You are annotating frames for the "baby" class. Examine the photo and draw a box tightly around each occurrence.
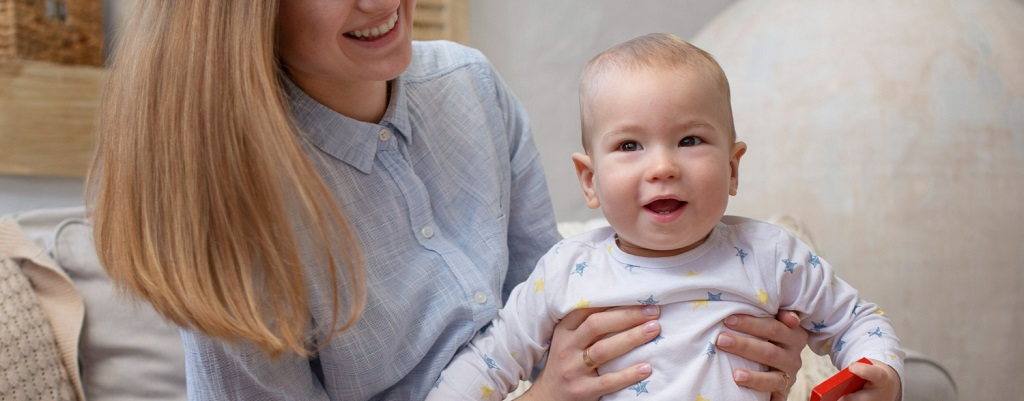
[428,33,904,400]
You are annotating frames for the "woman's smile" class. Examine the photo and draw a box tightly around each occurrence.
[345,11,399,41]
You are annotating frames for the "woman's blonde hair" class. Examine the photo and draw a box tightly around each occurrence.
[87,0,366,357]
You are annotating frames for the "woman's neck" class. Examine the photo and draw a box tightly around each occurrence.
[292,75,390,123]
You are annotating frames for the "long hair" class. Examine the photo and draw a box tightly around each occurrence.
[86,0,366,357]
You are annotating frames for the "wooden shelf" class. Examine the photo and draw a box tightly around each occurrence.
[0,59,103,176]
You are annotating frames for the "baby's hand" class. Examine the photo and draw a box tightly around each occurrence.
[842,359,901,401]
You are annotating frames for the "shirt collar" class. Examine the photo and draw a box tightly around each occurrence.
[282,75,412,174]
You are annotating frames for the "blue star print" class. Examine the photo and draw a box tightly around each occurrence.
[852,305,860,315]
[704,342,717,356]
[651,334,665,344]
[734,247,748,264]
[708,292,722,301]
[572,262,588,276]
[869,327,884,338]
[812,320,827,332]
[433,377,442,388]
[483,355,499,370]
[835,340,846,353]
[624,264,639,272]
[628,381,650,396]
[782,259,797,273]
[638,295,660,305]
[808,253,821,268]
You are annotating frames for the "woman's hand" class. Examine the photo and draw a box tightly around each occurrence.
[715,310,809,401]
[518,305,661,401]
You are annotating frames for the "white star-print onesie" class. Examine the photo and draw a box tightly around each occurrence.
[428,216,904,400]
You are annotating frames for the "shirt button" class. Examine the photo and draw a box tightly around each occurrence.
[473,292,487,304]
[378,129,391,141]
[420,226,434,239]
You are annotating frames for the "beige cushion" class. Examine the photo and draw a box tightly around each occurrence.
[0,219,78,401]
[13,207,187,401]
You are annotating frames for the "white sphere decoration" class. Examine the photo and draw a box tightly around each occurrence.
[693,1,1023,400]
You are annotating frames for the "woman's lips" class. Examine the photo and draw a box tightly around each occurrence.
[344,12,399,41]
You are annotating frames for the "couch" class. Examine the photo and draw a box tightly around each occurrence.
[0,207,956,400]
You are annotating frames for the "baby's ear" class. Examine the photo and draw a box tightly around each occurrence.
[729,141,747,196]
[572,153,601,209]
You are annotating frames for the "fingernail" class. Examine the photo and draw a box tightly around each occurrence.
[643,321,660,333]
[725,315,739,326]
[717,333,735,347]
[788,311,800,320]
[734,370,750,382]
[643,305,660,316]
[637,363,652,375]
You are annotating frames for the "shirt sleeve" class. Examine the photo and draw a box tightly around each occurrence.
[773,231,906,377]
[486,62,560,303]
[181,329,329,401]
[427,250,560,400]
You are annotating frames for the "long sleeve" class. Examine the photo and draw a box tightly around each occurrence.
[487,63,560,303]
[773,230,905,376]
[427,251,560,400]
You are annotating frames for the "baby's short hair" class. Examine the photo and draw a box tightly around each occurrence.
[578,33,734,150]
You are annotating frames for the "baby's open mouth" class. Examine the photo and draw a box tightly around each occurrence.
[645,199,686,215]
[345,12,399,41]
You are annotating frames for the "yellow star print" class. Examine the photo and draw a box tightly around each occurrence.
[757,289,769,305]
[480,384,495,399]
[685,270,701,277]
[574,298,591,309]
[606,244,613,254]
[693,300,709,310]
[533,278,545,293]
[875,309,886,316]
[695,393,711,401]
[822,342,832,352]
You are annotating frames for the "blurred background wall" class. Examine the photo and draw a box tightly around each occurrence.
[2,1,1021,399]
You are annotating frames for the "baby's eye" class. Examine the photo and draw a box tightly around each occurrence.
[617,141,641,152]
[680,136,703,147]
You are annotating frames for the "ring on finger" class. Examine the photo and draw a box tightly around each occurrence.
[781,371,792,392]
[582,347,598,369]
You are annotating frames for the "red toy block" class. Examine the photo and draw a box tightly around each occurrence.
[810,357,873,401]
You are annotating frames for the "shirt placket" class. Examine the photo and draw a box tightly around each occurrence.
[375,126,498,327]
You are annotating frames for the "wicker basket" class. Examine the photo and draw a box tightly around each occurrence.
[0,0,103,66]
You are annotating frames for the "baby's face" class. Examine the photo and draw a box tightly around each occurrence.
[574,67,744,257]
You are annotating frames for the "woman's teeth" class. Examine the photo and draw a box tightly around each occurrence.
[346,13,399,40]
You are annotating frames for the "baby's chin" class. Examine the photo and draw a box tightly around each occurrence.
[617,238,702,258]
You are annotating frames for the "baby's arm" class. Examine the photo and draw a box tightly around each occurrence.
[427,255,558,400]
[772,230,904,399]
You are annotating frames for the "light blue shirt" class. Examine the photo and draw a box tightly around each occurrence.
[182,41,559,401]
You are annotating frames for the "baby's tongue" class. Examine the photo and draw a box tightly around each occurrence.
[646,199,684,214]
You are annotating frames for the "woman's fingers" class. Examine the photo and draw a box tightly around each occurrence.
[731,368,791,398]
[590,363,655,394]
[586,319,661,367]
[718,310,809,398]
[719,314,806,373]
[571,305,660,342]
[726,311,807,350]
[528,305,661,400]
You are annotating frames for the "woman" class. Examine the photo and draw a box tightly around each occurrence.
[87,0,807,399]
